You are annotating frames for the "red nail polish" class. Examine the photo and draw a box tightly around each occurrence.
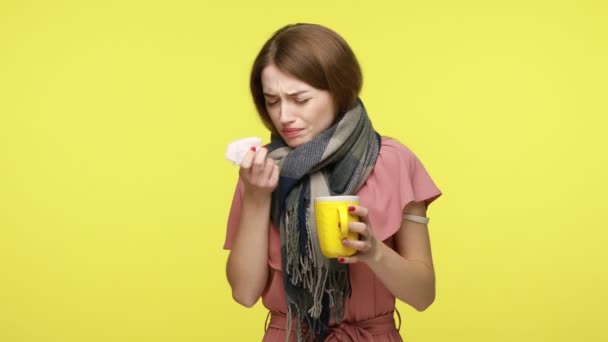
[338,257,345,263]
[250,147,256,151]
[348,206,355,212]
[262,146,268,149]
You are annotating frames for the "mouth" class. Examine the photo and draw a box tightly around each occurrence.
[282,128,304,138]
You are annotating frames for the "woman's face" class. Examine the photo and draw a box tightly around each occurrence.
[261,64,336,148]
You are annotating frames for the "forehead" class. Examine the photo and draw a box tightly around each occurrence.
[261,65,312,93]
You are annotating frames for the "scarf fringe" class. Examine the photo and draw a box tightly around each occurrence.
[283,206,351,341]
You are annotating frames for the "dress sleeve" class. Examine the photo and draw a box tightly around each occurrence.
[224,178,245,250]
[407,147,442,209]
[361,138,442,241]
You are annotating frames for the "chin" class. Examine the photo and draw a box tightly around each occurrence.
[284,136,309,148]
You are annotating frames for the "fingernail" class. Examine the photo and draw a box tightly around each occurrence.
[342,239,347,245]
[338,257,345,263]
[250,147,256,151]
[262,146,268,149]
[348,206,355,212]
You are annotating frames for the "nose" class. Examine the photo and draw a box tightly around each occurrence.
[278,101,296,124]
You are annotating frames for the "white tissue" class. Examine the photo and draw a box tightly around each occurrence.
[225,137,263,166]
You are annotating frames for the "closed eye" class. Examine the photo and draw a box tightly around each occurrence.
[295,98,310,104]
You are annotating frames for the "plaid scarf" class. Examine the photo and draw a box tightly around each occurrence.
[267,98,381,341]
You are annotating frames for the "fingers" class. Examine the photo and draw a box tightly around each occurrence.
[251,147,268,175]
[338,256,359,264]
[269,164,280,187]
[260,158,274,181]
[239,148,256,169]
[342,238,372,253]
[340,204,377,265]
[348,205,369,224]
[239,147,279,192]
[347,221,368,236]
[239,147,266,175]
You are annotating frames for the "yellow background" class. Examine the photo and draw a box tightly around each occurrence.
[1,0,606,341]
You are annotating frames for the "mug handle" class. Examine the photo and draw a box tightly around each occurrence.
[337,206,349,238]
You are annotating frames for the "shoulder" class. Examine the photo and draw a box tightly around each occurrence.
[376,136,417,171]
[380,136,416,157]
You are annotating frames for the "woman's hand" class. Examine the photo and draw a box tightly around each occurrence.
[339,205,382,264]
[239,147,280,198]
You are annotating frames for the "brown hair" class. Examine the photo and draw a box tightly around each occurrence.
[250,23,363,136]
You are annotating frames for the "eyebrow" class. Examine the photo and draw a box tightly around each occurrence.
[263,90,310,97]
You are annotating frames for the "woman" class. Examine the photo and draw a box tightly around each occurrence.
[224,23,442,342]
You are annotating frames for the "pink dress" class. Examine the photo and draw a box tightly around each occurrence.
[224,137,442,341]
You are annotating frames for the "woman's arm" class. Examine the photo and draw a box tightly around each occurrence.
[226,193,271,307]
[226,147,279,307]
[340,200,436,311]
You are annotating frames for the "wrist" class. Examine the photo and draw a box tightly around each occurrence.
[243,190,271,206]
[366,242,387,267]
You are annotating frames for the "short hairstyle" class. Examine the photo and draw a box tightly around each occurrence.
[250,23,363,136]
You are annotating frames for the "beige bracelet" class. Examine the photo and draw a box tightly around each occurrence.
[404,214,430,224]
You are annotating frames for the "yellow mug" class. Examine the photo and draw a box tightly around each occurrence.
[314,195,360,258]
